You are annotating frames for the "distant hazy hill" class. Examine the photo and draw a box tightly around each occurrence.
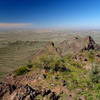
[0,30,100,44]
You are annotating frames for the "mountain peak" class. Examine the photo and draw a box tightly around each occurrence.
[57,35,97,56]
[84,35,95,50]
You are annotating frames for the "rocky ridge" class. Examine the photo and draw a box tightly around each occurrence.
[0,36,100,100]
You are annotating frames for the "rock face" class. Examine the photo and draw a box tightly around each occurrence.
[0,82,16,100]
[0,82,59,100]
[10,85,39,100]
[83,36,95,50]
[57,36,97,56]
[31,35,100,60]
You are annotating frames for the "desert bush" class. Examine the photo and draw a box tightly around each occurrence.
[26,63,33,68]
[15,66,29,75]
[89,63,100,83]
[88,50,94,62]
[71,61,82,68]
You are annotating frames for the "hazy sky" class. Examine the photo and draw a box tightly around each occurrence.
[0,0,100,29]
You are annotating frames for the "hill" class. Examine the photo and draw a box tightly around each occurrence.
[57,36,99,56]
[0,35,100,100]
[0,41,47,78]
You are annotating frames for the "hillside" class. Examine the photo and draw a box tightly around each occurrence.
[0,30,100,78]
[0,35,100,100]
[0,41,47,79]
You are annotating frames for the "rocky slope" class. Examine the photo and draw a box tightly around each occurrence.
[31,41,61,62]
[31,36,99,59]
[0,36,100,100]
[58,36,98,56]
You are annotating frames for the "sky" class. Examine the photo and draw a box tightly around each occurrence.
[0,0,100,29]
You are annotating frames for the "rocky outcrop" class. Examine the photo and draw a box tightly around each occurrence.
[83,36,95,50]
[31,36,100,58]
[0,82,16,100]
[58,36,99,56]
[0,82,59,100]
[10,85,39,100]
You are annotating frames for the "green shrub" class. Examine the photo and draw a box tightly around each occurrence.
[15,66,29,75]
[89,63,100,83]
[94,83,100,90]
[71,61,82,68]
[26,63,33,68]
[88,50,94,62]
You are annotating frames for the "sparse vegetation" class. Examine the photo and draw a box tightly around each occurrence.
[28,54,100,99]
[0,34,100,100]
[26,63,33,68]
[89,63,100,83]
[0,40,47,78]
[15,66,29,75]
[2,50,99,99]
[88,50,95,62]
